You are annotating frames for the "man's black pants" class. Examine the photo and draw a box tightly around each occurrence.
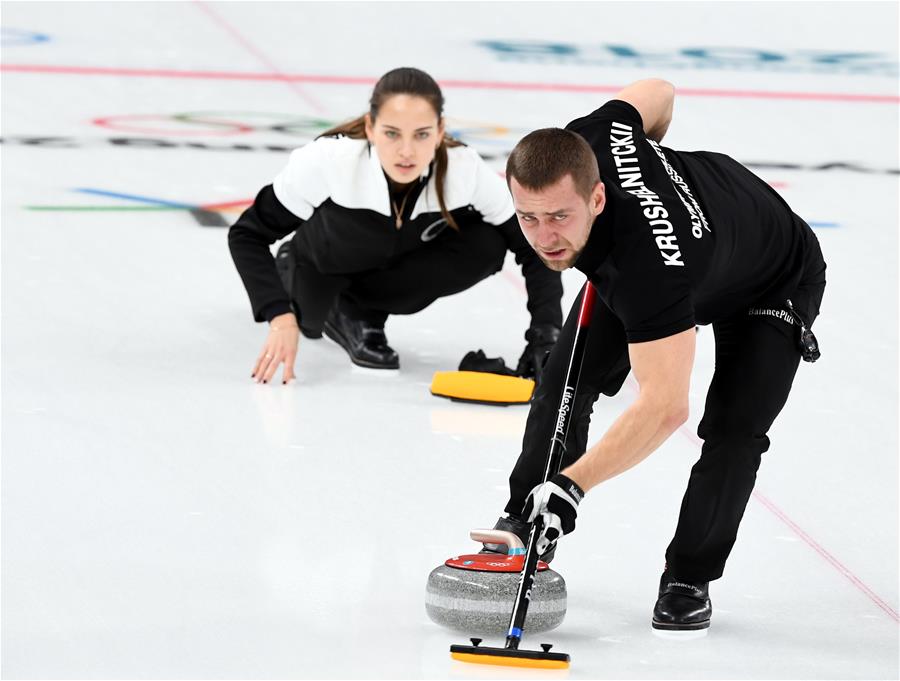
[505,247,825,583]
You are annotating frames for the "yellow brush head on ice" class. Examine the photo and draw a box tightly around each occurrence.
[430,371,535,405]
[450,651,569,669]
[450,644,570,669]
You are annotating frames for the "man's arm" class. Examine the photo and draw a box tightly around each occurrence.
[562,327,695,492]
[614,79,675,143]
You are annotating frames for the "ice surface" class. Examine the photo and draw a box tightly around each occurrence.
[2,2,898,679]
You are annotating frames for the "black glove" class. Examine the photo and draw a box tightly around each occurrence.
[521,473,584,556]
[515,324,561,382]
[458,349,517,376]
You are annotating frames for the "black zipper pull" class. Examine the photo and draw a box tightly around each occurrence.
[785,299,807,328]
[785,299,821,363]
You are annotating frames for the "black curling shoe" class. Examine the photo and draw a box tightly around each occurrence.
[652,572,711,631]
[324,306,399,369]
[479,515,557,564]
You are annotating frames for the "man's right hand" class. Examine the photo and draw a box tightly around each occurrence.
[521,473,584,556]
[253,312,299,384]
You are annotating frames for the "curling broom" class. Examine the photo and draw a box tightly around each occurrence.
[450,281,598,670]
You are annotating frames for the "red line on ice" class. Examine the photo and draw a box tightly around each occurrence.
[191,1,326,113]
[673,397,899,623]
[3,64,898,103]
[200,198,252,210]
[751,490,900,622]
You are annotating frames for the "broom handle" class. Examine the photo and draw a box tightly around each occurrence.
[505,281,598,650]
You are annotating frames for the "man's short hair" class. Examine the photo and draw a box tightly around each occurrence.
[506,128,601,201]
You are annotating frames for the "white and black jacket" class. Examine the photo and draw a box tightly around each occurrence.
[228,136,562,327]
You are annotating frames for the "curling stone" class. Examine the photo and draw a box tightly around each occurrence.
[425,529,566,633]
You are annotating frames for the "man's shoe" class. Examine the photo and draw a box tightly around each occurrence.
[652,572,711,630]
[324,306,399,369]
[478,515,556,563]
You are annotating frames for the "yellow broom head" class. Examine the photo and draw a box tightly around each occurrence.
[450,643,569,669]
[430,371,534,405]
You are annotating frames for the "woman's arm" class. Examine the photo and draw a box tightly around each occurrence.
[467,150,564,330]
[228,184,305,383]
[228,184,303,322]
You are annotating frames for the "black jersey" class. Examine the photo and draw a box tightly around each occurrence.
[229,137,562,327]
[567,100,820,343]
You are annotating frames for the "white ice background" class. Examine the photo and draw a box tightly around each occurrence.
[1,2,898,679]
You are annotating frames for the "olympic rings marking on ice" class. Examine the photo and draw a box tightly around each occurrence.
[446,124,525,148]
[91,112,331,137]
[1,28,51,46]
[91,114,255,137]
[171,111,336,137]
[89,111,530,147]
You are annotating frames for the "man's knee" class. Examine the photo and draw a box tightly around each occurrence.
[695,425,772,470]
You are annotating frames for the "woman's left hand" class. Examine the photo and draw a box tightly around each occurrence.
[253,313,300,384]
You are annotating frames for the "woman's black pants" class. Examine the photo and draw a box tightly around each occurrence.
[288,220,508,334]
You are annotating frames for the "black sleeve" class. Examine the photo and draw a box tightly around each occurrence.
[496,216,563,328]
[228,184,303,322]
[566,99,644,136]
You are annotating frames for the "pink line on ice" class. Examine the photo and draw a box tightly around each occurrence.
[3,64,898,104]
[672,422,898,622]
[191,1,326,113]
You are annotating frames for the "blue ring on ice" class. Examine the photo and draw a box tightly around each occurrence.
[1,29,51,46]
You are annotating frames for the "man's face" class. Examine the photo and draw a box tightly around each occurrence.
[510,174,605,271]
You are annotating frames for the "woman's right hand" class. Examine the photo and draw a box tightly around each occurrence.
[253,312,300,384]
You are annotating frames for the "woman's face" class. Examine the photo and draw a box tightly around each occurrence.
[365,94,445,185]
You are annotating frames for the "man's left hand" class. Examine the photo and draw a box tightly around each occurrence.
[516,324,561,383]
[521,473,585,556]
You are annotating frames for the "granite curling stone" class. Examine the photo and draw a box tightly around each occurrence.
[425,530,567,633]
